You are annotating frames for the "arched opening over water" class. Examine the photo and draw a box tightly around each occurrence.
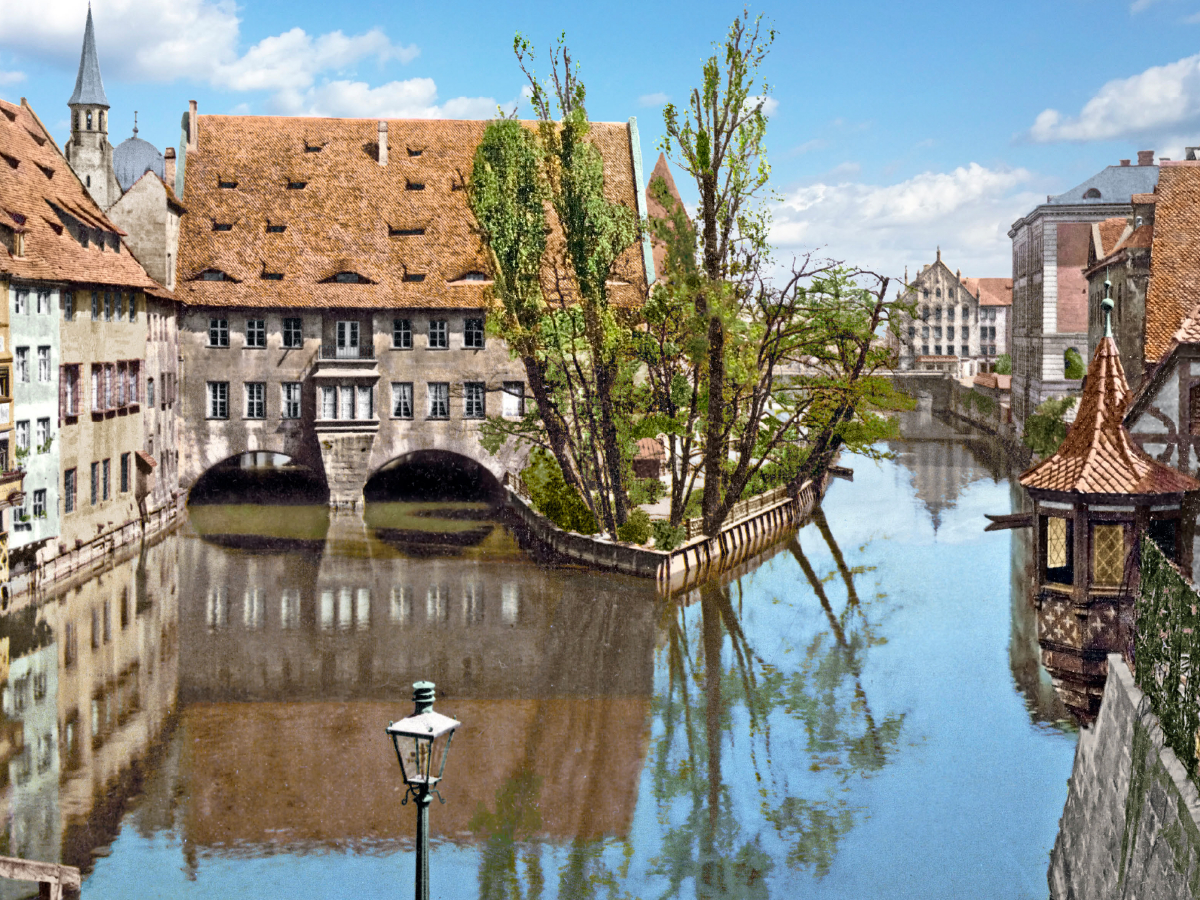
[363,450,503,504]
[188,452,329,506]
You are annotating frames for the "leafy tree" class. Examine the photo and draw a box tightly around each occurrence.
[993,353,1012,375]
[1064,347,1086,380]
[1023,395,1076,457]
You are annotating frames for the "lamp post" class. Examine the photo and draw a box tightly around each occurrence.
[386,681,460,900]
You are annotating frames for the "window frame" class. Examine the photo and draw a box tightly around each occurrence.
[64,468,76,514]
[281,382,301,419]
[282,317,303,349]
[207,381,230,419]
[427,382,449,419]
[502,382,524,418]
[120,452,130,493]
[208,318,229,348]
[244,382,266,419]
[392,318,412,350]
[464,317,485,349]
[428,320,448,350]
[391,382,414,419]
[245,319,266,349]
[464,381,485,418]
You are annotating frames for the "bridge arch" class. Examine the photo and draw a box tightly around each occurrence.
[189,452,329,506]
[363,449,504,504]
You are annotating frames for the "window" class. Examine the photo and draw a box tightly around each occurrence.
[90,365,100,412]
[391,382,413,419]
[14,420,27,452]
[35,418,48,452]
[320,386,336,419]
[90,462,99,505]
[64,292,73,320]
[14,290,26,315]
[922,344,929,355]
[356,385,373,420]
[283,317,302,348]
[464,382,485,418]
[1084,187,1102,199]
[339,385,355,419]
[127,294,136,323]
[207,381,229,419]
[91,291,99,319]
[934,307,942,322]
[464,318,485,349]
[947,307,955,322]
[36,291,49,314]
[115,292,124,321]
[245,382,265,418]
[120,452,130,493]
[0,367,8,398]
[64,468,76,514]
[946,327,955,341]
[428,383,449,418]
[32,489,45,519]
[104,292,112,321]
[147,377,155,407]
[1045,516,1074,585]
[116,363,126,407]
[1092,524,1125,586]
[961,345,969,357]
[207,318,230,348]
[31,346,47,385]
[934,345,942,355]
[428,320,448,349]
[502,382,524,418]
[282,383,301,419]
[908,326,916,339]
[921,326,930,340]
[335,321,360,358]
[246,319,266,348]
[1190,385,1200,436]
[102,459,110,501]
[933,327,942,340]
[15,347,27,383]
[392,318,412,349]
[961,327,970,342]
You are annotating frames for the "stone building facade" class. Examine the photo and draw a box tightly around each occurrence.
[1009,152,1160,429]
[173,111,651,506]
[894,251,1011,377]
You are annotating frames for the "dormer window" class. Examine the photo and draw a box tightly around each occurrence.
[324,272,371,284]
[195,269,235,282]
[388,226,425,236]
[25,128,45,147]
[266,223,287,233]
[287,180,307,190]
[1,153,17,170]
[1084,188,1102,199]
[261,272,284,281]
[218,179,238,189]
[36,163,53,179]
[407,147,423,157]
[403,273,426,283]
[405,181,425,191]
[212,222,233,232]
[304,143,324,153]
[449,272,491,284]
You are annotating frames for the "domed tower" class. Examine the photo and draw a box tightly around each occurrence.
[65,6,121,209]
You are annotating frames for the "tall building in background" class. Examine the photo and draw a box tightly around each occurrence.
[1009,152,1159,429]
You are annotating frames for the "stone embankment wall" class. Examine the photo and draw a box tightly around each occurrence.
[1049,654,1200,899]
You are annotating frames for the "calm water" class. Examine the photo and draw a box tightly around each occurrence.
[0,430,1077,899]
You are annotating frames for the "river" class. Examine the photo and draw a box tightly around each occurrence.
[0,425,1077,898]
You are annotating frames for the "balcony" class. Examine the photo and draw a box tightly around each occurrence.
[319,342,375,361]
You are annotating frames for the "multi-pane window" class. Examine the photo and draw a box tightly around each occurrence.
[246,319,266,348]
[208,318,229,348]
[428,320,448,349]
[335,321,360,358]
[36,291,50,315]
[961,327,970,342]
[339,385,354,419]
[392,319,412,349]
[283,317,302,348]
[320,386,336,419]
[15,420,28,452]
[147,378,155,407]
[1045,516,1074,585]
[116,363,127,407]
[428,383,449,418]
[102,458,110,501]
[946,327,954,341]
[464,318,485,349]
[32,489,45,519]
[502,382,524,417]
[961,345,969,357]
[391,382,413,419]
[281,383,301,419]
[15,347,27,383]
[1093,524,1125,586]
[64,468,76,514]
[64,293,74,320]
[90,462,99,505]
[245,382,265,418]
[90,366,101,412]
[61,365,79,417]
[14,290,26,315]
[35,418,48,452]
[120,452,130,493]
[207,381,229,419]
[357,385,373,420]
[104,292,112,321]
[127,294,136,322]
[91,291,99,320]
[464,382,485,418]
[115,292,124,321]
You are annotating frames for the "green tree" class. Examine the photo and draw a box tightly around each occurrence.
[993,353,1012,375]
[1023,395,1076,457]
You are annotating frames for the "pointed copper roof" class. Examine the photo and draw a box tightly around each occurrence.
[1020,316,1199,495]
[69,6,109,108]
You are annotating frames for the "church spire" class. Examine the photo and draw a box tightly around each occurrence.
[69,5,109,108]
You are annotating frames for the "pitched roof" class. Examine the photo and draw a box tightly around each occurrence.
[1046,164,1158,206]
[68,7,108,108]
[1132,193,1157,205]
[973,372,1011,390]
[1020,332,1198,495]
[175,115,649,310]
[1143,164,1200,364]
[960,276,1012,306]
[0,97,160,291]
[645,152,685,281]
[1093,217,1131,259]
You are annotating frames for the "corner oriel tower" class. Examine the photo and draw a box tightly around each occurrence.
[65,5,120,209]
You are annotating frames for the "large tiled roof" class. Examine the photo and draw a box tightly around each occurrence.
[1020,333,1198,495]
[960,276,1012,306]
[175,115,649,310]
[1144,163,1200,363]
[0,97,160,290]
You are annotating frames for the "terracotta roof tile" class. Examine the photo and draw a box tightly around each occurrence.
[1020,335,1199,495]
[1144,165,1200,363]
[958,276,1012,307]
[1132,192,1157,205]
[176,115,648,310]
[1094,217,1131,259]
[0,97,160,291]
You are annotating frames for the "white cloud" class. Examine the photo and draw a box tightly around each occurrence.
[639,92,669,107]
[746,95,779,117]
[772,163,1039,278]
[213,28,415,93]
[1131,0,1162,10]
[271,79,507,119]
[1028,52,1200,144]
[0,69,24,85]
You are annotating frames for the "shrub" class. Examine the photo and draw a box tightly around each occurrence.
[1023,395,1076,457]
[520,449,598,534]
[652,519,687,551]
[617,509,651,544]
[628,477,665,505]
[993,353,1012,375]
[1064,347,1086,380]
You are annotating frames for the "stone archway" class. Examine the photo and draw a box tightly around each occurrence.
[188,452,329,506]
[362,450,504,504]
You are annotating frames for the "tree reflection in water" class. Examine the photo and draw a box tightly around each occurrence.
[651,506,904,896]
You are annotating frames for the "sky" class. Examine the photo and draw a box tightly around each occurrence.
[2,0,1199,281]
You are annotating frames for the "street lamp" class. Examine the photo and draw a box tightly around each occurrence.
[386,681,460,900]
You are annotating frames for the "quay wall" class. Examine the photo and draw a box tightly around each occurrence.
[1049,654,1200,899]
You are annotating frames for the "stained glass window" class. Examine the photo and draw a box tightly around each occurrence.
[1092,524,1125,586]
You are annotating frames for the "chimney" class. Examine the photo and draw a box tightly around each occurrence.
[1120,159,1130,167]
[1137,150,1155,166]
[164,147,176,185]
[187,100,198,153]
[378,121,388,166]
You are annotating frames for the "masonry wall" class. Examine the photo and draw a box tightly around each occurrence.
[1049,654,1200,899]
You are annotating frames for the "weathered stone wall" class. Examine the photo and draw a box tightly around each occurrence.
[1049,653,1200,899]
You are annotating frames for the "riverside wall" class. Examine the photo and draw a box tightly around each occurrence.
[1049,654,1200,899]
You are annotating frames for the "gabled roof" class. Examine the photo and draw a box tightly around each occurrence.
[68,7,108,108]
[176,115,649,310]
[959,276,1012,306]
[1143,163,1200,364]
[645,152,685,281]
[0,97,159,290]
[1020,328,1198,495]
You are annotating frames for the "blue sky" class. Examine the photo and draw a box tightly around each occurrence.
[3,0,1200,279]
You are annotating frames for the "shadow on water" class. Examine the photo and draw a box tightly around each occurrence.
[188,453,329,506]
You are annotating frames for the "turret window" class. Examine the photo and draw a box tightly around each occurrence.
[1045,516,1074,585]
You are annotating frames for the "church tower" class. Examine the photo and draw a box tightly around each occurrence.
[65,6,120,209]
